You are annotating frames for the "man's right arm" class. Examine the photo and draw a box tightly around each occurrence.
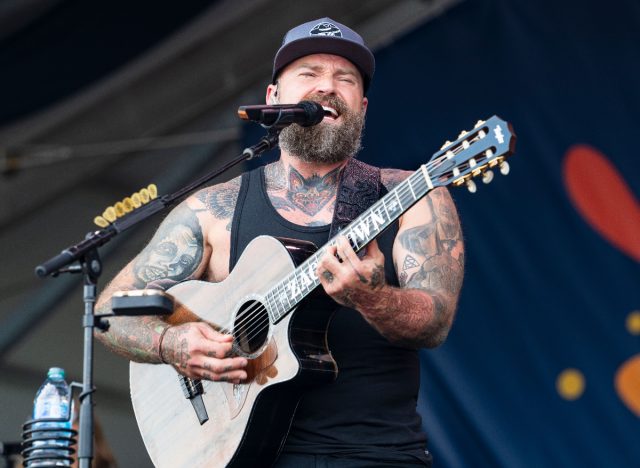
[95,200,210,362]
[95,193,248,383]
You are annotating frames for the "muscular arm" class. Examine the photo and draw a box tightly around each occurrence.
[95,201,210,362]
[379,186,463,347]
[96,179,248,382]
[317,170,464,349]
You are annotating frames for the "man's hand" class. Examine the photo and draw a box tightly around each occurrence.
[317,236,386,309]
[160,322,248,384]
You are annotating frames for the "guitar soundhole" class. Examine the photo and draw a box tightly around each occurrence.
[233,300,270,356]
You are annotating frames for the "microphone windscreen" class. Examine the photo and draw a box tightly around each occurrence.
[298,101,325,127]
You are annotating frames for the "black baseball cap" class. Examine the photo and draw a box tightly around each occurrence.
[272,17,375,92]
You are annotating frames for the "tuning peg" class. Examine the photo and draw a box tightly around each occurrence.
[440,140,452,150]
[458,130,468,139]
[466,179,477,193]
[482,170,494,184]
[474,119,486,128]
[500,161,510,175]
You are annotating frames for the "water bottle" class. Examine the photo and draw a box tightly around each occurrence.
[28,367,73,466]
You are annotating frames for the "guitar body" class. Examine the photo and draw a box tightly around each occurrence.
[130,236,338,467]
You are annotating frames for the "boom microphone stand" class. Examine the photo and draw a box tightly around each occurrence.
[33,126,282,468]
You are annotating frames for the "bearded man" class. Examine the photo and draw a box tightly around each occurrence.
[96,17,464,467]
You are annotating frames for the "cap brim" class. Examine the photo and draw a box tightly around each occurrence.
[273,36,375,91]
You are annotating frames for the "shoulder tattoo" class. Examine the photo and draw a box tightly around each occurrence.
[196,177,241,230]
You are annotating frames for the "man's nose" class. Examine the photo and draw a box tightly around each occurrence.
[313,76,337,95]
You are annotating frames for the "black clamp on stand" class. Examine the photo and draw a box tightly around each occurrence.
[32,126,282,468]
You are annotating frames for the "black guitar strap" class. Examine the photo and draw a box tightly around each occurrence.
[329,158,382,239]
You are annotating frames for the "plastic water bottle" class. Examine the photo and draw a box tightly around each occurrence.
[29,367,73,466]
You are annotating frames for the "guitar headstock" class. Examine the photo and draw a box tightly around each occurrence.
[429,115,516,192]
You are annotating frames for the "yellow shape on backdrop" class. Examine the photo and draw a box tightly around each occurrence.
[626,311,640,335]
[557,369,585,400]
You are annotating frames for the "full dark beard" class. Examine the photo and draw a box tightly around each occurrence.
[278,94,365,164]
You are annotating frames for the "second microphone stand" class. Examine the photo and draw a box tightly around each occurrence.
[34,126,282,468]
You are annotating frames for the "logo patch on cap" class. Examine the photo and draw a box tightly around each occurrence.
[309,22,342,37]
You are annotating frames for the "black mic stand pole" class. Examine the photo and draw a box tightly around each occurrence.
[33,126,282,468]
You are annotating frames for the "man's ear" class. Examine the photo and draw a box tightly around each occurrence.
[266,84,279,104]
[361,96,368,114]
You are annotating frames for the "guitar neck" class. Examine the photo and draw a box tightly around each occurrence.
[264,115,515,324]
[265,165,436,324]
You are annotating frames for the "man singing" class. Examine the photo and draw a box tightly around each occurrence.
[96,17,464,467]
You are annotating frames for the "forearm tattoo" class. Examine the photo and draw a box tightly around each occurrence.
[390,189,464,346]
[159,325,191,368]
[349,189,463,348]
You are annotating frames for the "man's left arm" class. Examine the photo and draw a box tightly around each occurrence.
[317,186,464,349]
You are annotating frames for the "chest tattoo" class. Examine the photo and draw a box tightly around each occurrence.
[268,165,341,217]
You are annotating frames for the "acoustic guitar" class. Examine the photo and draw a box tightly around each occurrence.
[130,116,516,467]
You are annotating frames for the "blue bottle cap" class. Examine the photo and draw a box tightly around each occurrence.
[47,367,65,379]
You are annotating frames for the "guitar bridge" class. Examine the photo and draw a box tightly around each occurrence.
[178,376,209,425]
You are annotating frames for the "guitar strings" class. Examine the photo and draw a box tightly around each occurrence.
[217,140,480,349]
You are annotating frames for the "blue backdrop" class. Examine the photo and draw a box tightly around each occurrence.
[245,0,640,465]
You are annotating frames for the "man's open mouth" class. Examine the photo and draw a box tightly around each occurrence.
[322,106,339,120]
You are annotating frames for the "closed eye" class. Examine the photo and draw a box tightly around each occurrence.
[339,77,356,84]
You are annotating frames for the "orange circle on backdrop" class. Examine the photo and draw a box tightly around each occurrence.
[615,355,640,418]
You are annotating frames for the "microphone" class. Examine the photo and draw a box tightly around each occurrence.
[237,101,325,128]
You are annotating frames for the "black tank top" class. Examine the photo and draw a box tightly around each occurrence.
[230,166,429,464]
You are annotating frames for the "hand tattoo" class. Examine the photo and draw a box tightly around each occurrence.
[369,264,385,289]
[322,270,335,283]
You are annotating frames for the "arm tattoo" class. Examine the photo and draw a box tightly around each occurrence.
[95,202,208,362]
[398,192,464,295]
[390,192,464,344]
[365,188,464,348]
[158,326,191,368]
[133,203,205,289]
